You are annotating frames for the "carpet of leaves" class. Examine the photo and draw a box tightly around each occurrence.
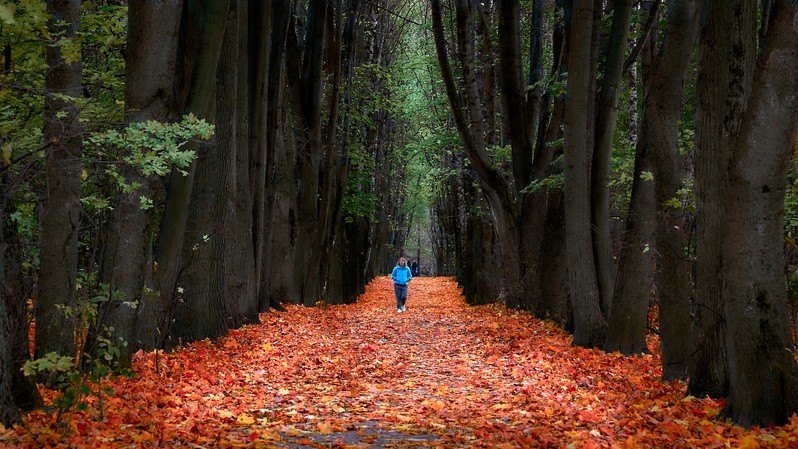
[3,276,798,448]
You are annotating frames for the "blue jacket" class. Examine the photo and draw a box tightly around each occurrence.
[391,265,412,285]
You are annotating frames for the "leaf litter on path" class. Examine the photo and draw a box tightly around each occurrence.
[3,276,798,448]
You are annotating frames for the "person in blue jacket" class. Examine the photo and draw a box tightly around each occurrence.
[391,257,412,312]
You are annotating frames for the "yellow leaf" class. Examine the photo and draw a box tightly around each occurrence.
[236,413,255,426]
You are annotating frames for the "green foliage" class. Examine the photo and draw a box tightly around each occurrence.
[523,173,565,194]
[23,273,134,424]
[342,143,378,223]
[88,114,214,210]
[785,167,798,240]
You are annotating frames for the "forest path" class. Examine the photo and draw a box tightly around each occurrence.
[6,277,796,448]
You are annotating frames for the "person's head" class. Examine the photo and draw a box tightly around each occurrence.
[397,257,407,267]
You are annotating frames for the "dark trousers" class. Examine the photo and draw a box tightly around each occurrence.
[394,284,408,309]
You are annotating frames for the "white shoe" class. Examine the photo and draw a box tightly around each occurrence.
[397,308,403,313]
[401,306,406,312]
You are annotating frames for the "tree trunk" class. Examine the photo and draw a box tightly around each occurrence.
[1,176,20,425]
[100,0,181,360]
[247,0,273,312]
[604,135,655,355]
[1,174,42,424]
[229,0,259,324]
[720,1,798,427]
[591,0,632,315]
[171,0,241,343]
[36,0,83,359]
[258,0,290,311]
[690,0,756,398]
[431,0,527,309]
[143,0,230,349]
[287,0,329,305]
[647,0,698,382]
[563,0,606,348]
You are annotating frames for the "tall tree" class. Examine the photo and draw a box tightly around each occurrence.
[99,0,182,362]
[717,0,798,426]
[647,0,698,381]
[431,0,536,310]
[563,0,607,347]
[690,0,753,399]
[591,0,633,315]
[138,0,230,348]
[35,0,83,359]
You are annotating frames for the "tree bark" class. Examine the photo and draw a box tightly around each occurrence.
[36,0,83,359]
[720,0,798,426]
[100,0,181,360]
[171,0,241,343]
[143,0,230,349]
[563,0,607,348]
[648,0,698,382]
[591,0,632,315]
[604,134,655,355]
[690,0,756,398]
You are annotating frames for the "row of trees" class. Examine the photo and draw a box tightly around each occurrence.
[422,0,798,427]
[2,0,797,430]
[0,0,419,425]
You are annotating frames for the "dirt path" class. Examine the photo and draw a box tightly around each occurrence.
[5,277,796,448]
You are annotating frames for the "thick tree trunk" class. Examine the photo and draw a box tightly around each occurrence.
[100,0,181,359]
[144,0,230,349]
[691,0,756,398]
[171,0,241,343]
[648,0,698,381]
[720,1,798,427]
[36,0,82,359]
[564,0,606,348]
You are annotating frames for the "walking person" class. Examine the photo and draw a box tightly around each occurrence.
[391,257,412,312]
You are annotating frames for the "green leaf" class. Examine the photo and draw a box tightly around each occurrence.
[0,3,15,25]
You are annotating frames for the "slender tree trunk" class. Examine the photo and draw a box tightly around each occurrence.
[431,0,525,309]
[591,0,632,315]
[720,1,798,427]
[0,172,42,423]
[258,0,290,311]
[248,0,272,311]
[229,0,259,324]
[0,176,20,425]
[36,0,83,359]
[564,0,607,348]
